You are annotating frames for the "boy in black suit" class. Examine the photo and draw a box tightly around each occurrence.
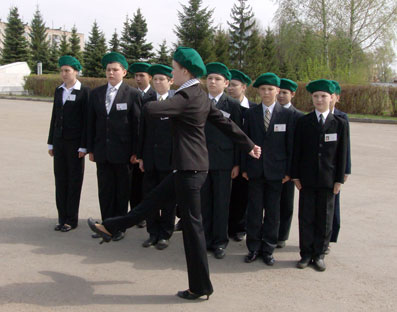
[137,64,176,250]
[87,52,141,241]
[292,79,348,271]
[242,73,294,265]
[201,62,243,259]
[276,78,304,248]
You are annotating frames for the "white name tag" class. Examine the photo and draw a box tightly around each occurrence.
[325,133,337,142]
[274,124,286,132]
[160,117,169,120]
[220,110,231,118]
[67,94,76,101]
[116,103,127,110]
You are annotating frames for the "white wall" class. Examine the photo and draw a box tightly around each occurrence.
[0,62,31,95]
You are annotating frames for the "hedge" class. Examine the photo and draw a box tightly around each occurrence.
[24,75,397,116]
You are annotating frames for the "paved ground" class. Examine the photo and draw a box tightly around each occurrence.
[0,99,396,312]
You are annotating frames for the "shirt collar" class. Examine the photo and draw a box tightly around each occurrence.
[139,85,151,94]
[58,79,81,91]
[240,96,250,108]
[107,80,123,91]
[262,101,276,114]
[315,109,330,121]
[176,78,200,93]
[281,102,292,109]
[208,92,223,103]
[157,92,169,101]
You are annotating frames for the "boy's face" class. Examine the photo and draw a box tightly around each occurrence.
[153,74,173,95]
[171,60,188,86]
[330,93,340,110]
[135,72,151,90]
[106,62,127,86]
[228,79,246,100]
[277,89,295,105]
[258,85,279,106]
[312,91,331,112]
[207,73,229,97]
[60,65,77,85]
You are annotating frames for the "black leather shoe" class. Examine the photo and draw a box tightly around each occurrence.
[245,251,259,263]
[214,247,226,259]
[137,220,146,228]
[263,253,275,266]
[91,233,101,239]
[54,224,63,231]
[87,218,112,244]
[313,257,326,271]
[60,224,74,232]
[142,236,157,248]
[296,257,312,269]
[233,232,245,242]
[176,289,210,300]
[156,239,169,250]
[174,220,182,231]
[276,240,286,248]
[112,231,125,241]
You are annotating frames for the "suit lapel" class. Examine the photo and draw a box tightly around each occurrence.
[308,111,320,130]
[323,112,335,132]
[254,103,266,135]
[109,82,127,115]
[216,93,227,110]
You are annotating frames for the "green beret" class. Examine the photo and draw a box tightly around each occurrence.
[280,78,298,92]
[58,55,81,71]
[330,80,341,95]
[253,72,280,88]
[206,62,232,80]
[306,79,336,94]
[148,64,173,78]
[230,69,252,86]
[101,52,128,70]
[173,46,206,78]
[128,62,151,75]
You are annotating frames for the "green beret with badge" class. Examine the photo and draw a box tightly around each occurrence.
[280,78,298,92]
[230,69,252,86]
[206,62,232,80]
[306,79,336,95]
[173,46,206,78]
[330,80,341,95]
[58,55,82,71]
[253,72,281,88]
[101,52,128,70]
[128,62,151,75]
[148,64,173,78]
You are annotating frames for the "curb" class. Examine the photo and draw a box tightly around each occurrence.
[0,96,52,102]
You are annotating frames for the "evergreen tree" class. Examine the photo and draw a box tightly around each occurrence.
[155,40,172,65]
[244,25,265,80]
[120,15,131,58]
[109,29,120,52]
[174,0,215,63]
[262,28,279,74]
[83,21,107,77]
[212,27,230,67]
[69,25,83,62]
[47,41,60,73]
[227,0,255,69]
[28,6,51,73]
[59,32,70,56]
[1,7,29,64]
[128,8,154,62]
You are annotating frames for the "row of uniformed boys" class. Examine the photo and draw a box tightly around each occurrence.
[48,51,350,271]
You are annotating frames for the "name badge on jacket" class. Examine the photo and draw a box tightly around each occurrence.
[220,110,231,118]
[116,103,128,111]
[160,117,169,120]
[274,124,286,132]
[325,133,337,142]
[67,94,76,101]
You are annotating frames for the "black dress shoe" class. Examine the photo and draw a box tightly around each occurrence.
[263,253,275,266]
[233,232,245,242]
[61,224,75,232]
[214,247,226,259]
[313,257,326,271]
[137,220,146,228]
[142,236,157,248]
[276,240,286,248]
[296,257,312,269]
[54,224,63,231]
[87,218,112,244]
[174,220,182,231]
[245,251,259,263]
[176,289,211,300]
[156,239,169,250]
[91,233,101,239]
[112,231,125,241]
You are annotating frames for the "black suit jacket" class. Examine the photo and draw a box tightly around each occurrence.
[87,82,141,164]
[141,87,157,106]
[143,84,254,171]
[242,102,294,180]
[291,111,348,189]
[47,84,90,147]
[334,108,351,175]
[205,93,242,170]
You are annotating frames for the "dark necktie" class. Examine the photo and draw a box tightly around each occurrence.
[319,114,324,127]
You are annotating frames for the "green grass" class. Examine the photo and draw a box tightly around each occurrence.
[347,113,397,120]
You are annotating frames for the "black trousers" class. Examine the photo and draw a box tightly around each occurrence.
[53,138,84,227]
[330,192,341,242]
[228,174,248,236]
[130,163,144,208]
[246,177,282,255]
[278,180,295,241]
[298,188,335,258]
[103,171,213,296]
[143,170,176,240]
[200,169,231,249]
[96,162,130,223]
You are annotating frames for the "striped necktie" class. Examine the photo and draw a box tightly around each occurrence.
[264,108,271,131]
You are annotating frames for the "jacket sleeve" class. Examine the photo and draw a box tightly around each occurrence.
[80,87,90,149]
[137,108,146,159]
[344,114,352,175]
[131,90,142,155]
[285,112,295,176]
[144,92,187,117]
[87,91,96,153]
[335,119,348,184]
[291,118,303,180]
[47,88,57,145]
[230,102,243,167]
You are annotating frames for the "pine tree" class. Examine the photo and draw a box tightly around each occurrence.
[174,0,215,63]
[109,29,120,52]
[227,0,256,69]
[1,7,29,64]
[69,25,83,62]
[244,25,265,80]
[262,28,279,74]
[120,15,131,58]
[83,21,107,77]
[47,41,60,73]
[28,6,51,73]
[212,27,230,67]
[59,32,70,56]
[155,40,172,65]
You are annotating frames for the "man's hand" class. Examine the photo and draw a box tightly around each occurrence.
[344,175,349,183]
[138,159,144,172]
[293,179,302,190]
[333,182,342,195]
[242,172,249,181]
[282,175,290,184]
[249,145,261,159]
[89,153,94,162]
[48,149,54,157]
[78,152,86,158]
[231,165,239,179]
[130,154,139,164]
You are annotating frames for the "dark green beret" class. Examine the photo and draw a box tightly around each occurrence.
[306,79,336,94]
[280,78,298,92]
[148,64,173,78]
[128,62,151,75]
[101,52,128,70]
[330,80,341,95]
[206,62,232,80]
[253,72,280,88]
[58,55,82,71]
[173,46,206,78]
[230,69,252,86]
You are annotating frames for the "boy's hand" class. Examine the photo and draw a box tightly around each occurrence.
[282,175,290,184]
[231,166,239,179]
[48,149,54,157]
[138,159,144,172]
[249,145,261,159]
[89,153,94,162]
[293,179,302,190]
[333,182,342,194]
[242,172,249,181]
